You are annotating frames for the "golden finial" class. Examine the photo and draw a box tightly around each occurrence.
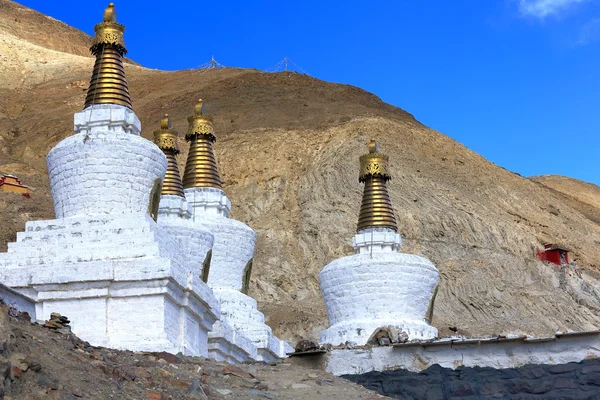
[186,99,215,139]
[182,100,222,189]
[356,140,397,232]
[103,3,116,22]
[153,114,184,197]
[194,99,204,115]
[92,2,126,51]
[359,139,390,182]
[160,114,170,129]
[84,2,131,109]
[368,138,378,153]
[154,114,178,153]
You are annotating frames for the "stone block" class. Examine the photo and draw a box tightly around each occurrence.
[353,227,402,254]
[185,187,231,218]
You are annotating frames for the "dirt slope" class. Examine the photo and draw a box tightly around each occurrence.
[0,306,384,399]
[1,0,600,344]
[531,175,600,225]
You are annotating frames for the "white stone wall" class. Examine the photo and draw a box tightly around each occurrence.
[0,213,221,356]
[353,228,402,254]
[157,195,214,282]
[185,187,231,218]
[47,105,167,218]
[324,332,600,375]
[319,252,439,345]
[208,320,258,363]
[185,187,292,359]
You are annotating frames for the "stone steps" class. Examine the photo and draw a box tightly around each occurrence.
[17,225,154,243]
[0,241,162,266]
[12,229,156,250]
[24,214,154,232]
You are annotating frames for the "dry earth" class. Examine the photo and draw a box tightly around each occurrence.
[1,0,600,345]
[0,305,385,399]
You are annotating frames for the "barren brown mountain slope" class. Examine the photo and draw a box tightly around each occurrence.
[531,175,600,225]
[1,0,599,343]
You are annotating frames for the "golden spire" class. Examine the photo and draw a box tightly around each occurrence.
[84,3,132,109]
[153,114,185,197]
[356,139,398,232]
[182,100,222,189]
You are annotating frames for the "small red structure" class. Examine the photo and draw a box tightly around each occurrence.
[0,175,30,198]
[537,243,570,266]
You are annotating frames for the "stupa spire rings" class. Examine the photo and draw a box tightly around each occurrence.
[186,99,216,141]
[84,2,132,109]
[357,139,398,232]
[153,114,185,197]
[359,138,391,182]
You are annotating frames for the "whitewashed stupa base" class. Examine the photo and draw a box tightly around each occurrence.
[158,195,259,362]
[186,187,293,360]
[208,320,257,363]
[0,213,221,356]
[320,228,439,346]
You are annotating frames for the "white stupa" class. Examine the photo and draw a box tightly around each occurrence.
[319,140,440,346]
[181,100,293,361]
[152,114,258,363]
[0,4,221,356]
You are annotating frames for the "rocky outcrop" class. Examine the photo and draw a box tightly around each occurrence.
[344,359,600,399]
[0,304,12,397]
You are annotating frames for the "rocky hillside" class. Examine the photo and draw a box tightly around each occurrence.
[1,0,600,343]
[530,175,600,225]
[0,305,382,399]
[345,359,600,399]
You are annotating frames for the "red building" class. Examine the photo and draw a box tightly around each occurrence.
[0,175,30,198]
[537,243,570,266]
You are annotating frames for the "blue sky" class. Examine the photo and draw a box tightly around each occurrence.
[20,0,600,185]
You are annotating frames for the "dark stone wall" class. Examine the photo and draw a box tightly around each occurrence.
[343,358,600,399]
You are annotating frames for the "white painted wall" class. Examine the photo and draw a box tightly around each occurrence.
[186,187,293,359]
[325,332,600,375]
[0,282,36,317]
[47,105,167,219]
[319,228,439,345]
[0,212,223,356]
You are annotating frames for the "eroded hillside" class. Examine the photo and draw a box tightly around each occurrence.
[1,0,599,343]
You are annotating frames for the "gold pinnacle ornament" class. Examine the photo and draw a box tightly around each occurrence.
[153,114,185,197]
[356,139,398,232]
[182,100,222,189]
[84,3,132,109]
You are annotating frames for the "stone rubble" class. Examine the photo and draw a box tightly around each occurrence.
[43,312,71,334]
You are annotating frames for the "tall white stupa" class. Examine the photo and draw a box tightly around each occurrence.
[0,3,222,356]
[152,114,259,363]
[181,100,293,361]
[319,140,440,346]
